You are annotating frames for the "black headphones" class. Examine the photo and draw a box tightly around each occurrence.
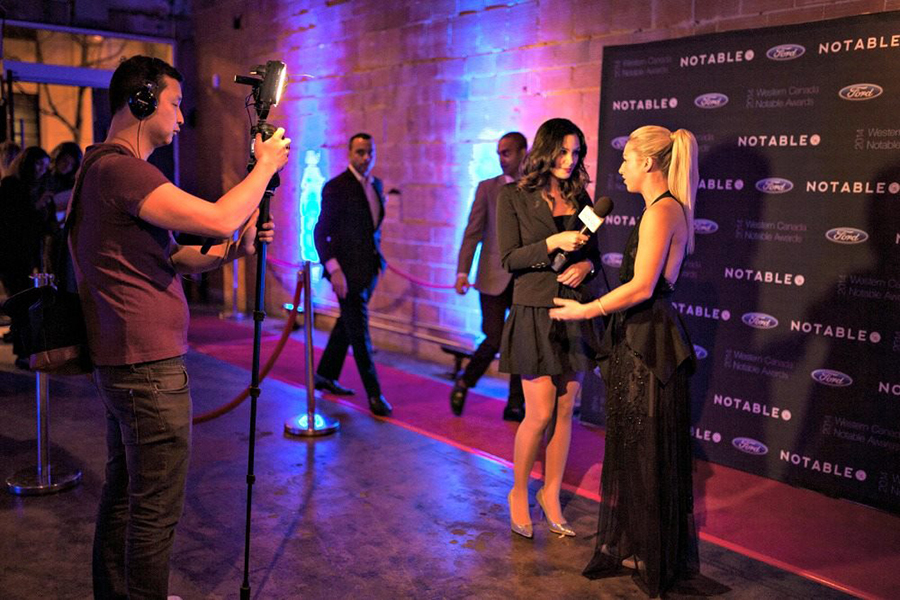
[128,82,157,120]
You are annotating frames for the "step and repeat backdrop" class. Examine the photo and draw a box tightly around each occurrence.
[580,12,900,514]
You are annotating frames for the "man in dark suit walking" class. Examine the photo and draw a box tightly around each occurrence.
[313,133,392,416]
[450,132,527,421]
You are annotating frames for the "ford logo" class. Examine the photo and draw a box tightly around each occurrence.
[812,369,853,387]
[602,252,623,268]
[826,227,869,244]
[694,93,729,109]
[694,219,719,234]
[732,437,768,455]
[838,84,883,101]
[610,136,629,150]
[693,345,708,360]
[742,312,779,329]
[766,44,806,61]
[755,178,794,194]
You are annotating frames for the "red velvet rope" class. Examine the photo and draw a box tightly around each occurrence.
[192,253,453,424]
[192,269,303,424]
[385,263,455,289]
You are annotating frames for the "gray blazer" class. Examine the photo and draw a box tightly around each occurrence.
[455,174,514,296]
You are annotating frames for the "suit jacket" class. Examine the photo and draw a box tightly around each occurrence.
[456,174,513,296]
[314,168,386,293]
[497,184,600,307]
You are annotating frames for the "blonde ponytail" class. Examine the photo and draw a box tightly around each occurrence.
[627,125,699,254]
[668,129,698,254]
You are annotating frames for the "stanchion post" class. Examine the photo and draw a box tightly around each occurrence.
[6,273,83,496]
[220,246,247,320]
[285,261,339,437]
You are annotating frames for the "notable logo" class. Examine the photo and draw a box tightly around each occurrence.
[691,427,722,443]
[780,450,866,481]
[610,136,629,150]
[693,345,708,360]
[755,178,794,194]
[694,219,719,234]
[791,321,880,343]
[694,93,729,109]
[724,268,804,286]
[826,227,869,244]
[820,37,900,54]
[767,44,806,61]
[742,312,779,329]
[611,97,678,111]
[879,381,900,396]
[732,437,768,455]
[714,394,792,421]
[811,369,853,387]
[838,84,883,101]
[602,253,623,268]
[680,50,754,67]
[698,178,743,191]
[807,180,899,194]
[738,134,820,147]
[672,303,731,321]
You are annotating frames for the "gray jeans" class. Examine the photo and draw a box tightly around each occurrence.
[91,356,192,600]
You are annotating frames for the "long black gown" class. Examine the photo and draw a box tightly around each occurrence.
[583,193,700,598]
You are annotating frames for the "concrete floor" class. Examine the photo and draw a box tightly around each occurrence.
[0,323,852,599]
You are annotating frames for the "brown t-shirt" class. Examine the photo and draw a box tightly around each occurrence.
[71,144,188,366]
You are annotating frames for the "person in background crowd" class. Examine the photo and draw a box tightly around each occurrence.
[451,131,528,421]
[550,125,701,597]
[312,132,393,417]
[498,118,601,540]
[45,141,84,223]
[0,146,53,368]
[69,55,289,599]
[0,140,22,178]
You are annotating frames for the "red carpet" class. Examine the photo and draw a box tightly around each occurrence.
[189,314,899,600]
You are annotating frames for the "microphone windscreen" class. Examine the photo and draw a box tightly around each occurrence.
[593,196,614,218]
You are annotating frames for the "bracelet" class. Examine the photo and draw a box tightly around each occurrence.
[595,297,608,316]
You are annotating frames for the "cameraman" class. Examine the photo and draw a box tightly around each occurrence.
[69,56,290,599]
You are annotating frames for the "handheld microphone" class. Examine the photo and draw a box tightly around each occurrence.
[551,195,614,272]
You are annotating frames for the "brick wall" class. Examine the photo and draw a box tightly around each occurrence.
[189,0,898,360]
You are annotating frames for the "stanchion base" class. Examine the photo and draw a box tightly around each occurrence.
[7,464,83,496]
[284,413,340,437]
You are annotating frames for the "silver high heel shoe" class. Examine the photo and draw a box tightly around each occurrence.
[536,487,575,537]
[507,490,533,539]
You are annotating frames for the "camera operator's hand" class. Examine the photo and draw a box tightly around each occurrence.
[255,127,291,173]
[238,209,275,257]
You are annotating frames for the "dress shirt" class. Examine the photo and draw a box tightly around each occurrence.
[348,164,381,227]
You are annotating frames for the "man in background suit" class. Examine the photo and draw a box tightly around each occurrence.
[451,132,527,421]
[313,133,392,416]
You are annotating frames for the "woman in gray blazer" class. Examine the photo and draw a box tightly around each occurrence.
[498,118,601,539]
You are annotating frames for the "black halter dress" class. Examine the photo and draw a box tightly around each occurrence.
[583,192,700,597]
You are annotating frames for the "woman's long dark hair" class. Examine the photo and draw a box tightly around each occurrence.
[518,118,590,206]
[6,146,49,187]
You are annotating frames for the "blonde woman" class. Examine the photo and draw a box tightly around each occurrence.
[551,125,700,597]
